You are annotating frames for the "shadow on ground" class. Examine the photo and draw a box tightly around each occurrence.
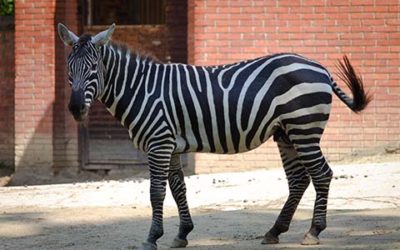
[1,207,399,250]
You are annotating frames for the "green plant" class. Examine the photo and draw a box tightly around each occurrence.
[0,161,10,169]
[0,0,14,16]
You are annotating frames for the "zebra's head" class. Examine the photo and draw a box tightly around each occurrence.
[57,23,115,122]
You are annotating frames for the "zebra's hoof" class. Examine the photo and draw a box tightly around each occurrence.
[139,242,157,250]
[261,232,279,244]
[170,237,188,248]
[301,232,320,245]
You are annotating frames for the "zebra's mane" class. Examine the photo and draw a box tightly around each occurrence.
[107,41,161,63]
[72,34,95,58]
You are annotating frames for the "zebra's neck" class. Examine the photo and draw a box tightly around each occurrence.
[98,44,155,126]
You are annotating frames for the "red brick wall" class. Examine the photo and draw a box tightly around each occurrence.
[0,16,15,168]
[188,0,400,171]
[14,0,79,170]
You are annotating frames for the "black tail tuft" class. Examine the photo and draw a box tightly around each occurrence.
[336,55,372,113]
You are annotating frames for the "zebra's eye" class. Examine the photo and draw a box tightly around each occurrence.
[67,68,73,84]
[91,63,97,71]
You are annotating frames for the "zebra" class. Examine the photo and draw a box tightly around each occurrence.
[58,23,371,250]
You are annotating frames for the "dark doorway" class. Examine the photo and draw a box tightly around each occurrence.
[78,0,187,170]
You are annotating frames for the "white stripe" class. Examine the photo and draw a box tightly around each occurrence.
[248,82,332,150]
[169,65,182,137]
[139,108,164,151]
[183,66,210,150]
[159,64,176,135]
[130,99,161,149]
[176,65,197,151]
[104,47,116,105]
[192,65,203,93]
[146,63,158,95]
[236,54,295,133]
[110,52,129,115]
[202,67,222,152]
[130,56,140,89]
[219,58,268,152]
[242,65,331,149]
[288,121,327,131]
[121,61,147,125]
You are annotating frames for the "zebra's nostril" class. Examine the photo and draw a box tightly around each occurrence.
[68,103,75,112]
[69,104,77,113]
[68,102,85,114]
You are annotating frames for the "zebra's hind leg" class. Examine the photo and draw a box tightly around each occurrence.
[168,154,194,248]
[262,128,310,244]
[293,142,333,245]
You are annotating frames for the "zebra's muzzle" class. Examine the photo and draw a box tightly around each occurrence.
[69,89,88,122]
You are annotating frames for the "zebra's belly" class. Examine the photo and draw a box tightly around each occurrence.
[174,129,274,155]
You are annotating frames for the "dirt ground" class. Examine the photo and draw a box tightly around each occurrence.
[1,160,399,250]
[1,206,399,250]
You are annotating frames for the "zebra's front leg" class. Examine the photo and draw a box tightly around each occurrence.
[140,148,172,250]
[169,154,194,248]
[263,134,310,244]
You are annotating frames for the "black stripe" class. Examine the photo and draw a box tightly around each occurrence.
[287,127,324,136]
[281,113,330,126]
[209,69,228,153]
[171,65,189,151]
[179,65,203,151]
[193,66,216,152]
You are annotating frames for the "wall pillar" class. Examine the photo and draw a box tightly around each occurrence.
[166,0,188,63]
[14,0,57,170]
[0,16,15,169]
[53,0,80,170]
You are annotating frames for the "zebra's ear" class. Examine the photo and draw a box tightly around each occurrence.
[91,23,115,47]
[58,23,79,46]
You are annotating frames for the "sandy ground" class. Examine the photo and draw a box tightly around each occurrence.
[1,161,399,249]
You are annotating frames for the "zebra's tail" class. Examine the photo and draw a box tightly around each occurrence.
[331,55,372,113]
